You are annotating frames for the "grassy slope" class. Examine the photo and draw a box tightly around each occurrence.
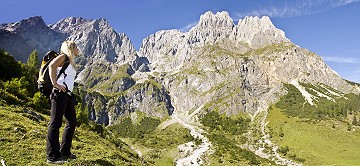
[267,106,360,165]
[0,106,142,166]
[112,123,194,166]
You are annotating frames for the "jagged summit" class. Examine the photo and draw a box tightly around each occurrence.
[189,11,288,45]
[139,11,289,71]
[50,17,91,32]
[0,16,64,62]
[49,16,137,64]
[0,16,47,32]
[195,11,234,30]
[50,17,113,34]
[238,16,274,29]
[237,15,277,35]
[232,15,288,47]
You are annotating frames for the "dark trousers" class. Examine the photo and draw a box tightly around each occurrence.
[46,90,77,160]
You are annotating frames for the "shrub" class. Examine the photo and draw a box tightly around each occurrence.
[108,116,160,138]
[0,50,22,81]
[201,111,250,135]
[0,88,20,105]
[278,146,290,156]
[29,92,50,113]
[3,76,29,100]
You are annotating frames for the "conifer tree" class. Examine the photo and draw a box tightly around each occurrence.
[26,50,39,96]
[27,50,39,72]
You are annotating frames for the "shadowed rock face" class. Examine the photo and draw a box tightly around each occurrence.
[0,29,33,62]
[0,16,65,62]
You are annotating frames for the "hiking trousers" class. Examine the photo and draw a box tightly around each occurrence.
[46,90,77,160]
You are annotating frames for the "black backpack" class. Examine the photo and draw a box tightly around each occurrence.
[37,50,69,97]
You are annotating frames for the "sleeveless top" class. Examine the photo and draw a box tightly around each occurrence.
[56,64,76,92]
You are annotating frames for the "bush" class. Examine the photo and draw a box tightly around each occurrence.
[208,133,261,165]
[137,117,160,135]
[76,102,89,127]
[108,116,160,138]
[201,111,250,135]
[29,92,50,113]
[278,146,289,156]
[0,88,20,105]
[3,76,29,100]
[0,50,22,81]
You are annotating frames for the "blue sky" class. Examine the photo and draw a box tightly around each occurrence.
[1,0,360,83]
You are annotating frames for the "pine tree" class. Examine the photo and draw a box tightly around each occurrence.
[27,50,39,72]
[26,50,39,96]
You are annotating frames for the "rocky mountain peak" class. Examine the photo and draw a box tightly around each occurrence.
[0,16,64,62]
[0,16,47,32]
[51,17,114,37]
[184,11,235,49]
[50,16,137,64]
[50,17,105,33]
[66,17,90,25]
[18,16,47,28]
[139,11,290,72]
[196,11,234,30]
[231,15,289,48]
[239,16,273,28]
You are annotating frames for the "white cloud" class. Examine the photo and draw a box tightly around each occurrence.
[235,0,360,19]
[180,21,198,32]
[322,56,358,63]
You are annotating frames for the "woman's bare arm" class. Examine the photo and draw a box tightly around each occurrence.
[49,54,67,92]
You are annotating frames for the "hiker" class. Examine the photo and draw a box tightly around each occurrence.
[46,41,79,164]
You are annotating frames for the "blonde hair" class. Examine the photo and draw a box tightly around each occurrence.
[60,41,78,68]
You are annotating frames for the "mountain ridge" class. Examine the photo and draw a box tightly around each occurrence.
[1,11,358,119]
[0,11,358,120]
[1,11,360,165]
[139,11,290,72]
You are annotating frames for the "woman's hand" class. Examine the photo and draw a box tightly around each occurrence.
[53,83,66,92]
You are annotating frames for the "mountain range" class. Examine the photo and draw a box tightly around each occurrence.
[1,11,360,165]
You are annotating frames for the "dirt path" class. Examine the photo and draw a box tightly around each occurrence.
[249,87,302,166]
[162,105,212,166]
[174,112,211,166]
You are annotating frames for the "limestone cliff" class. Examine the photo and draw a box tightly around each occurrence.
[139,11,357,116]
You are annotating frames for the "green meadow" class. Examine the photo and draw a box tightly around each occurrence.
[267,106,360,165]
[0,106,143,166]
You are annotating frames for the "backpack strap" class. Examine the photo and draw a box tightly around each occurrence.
[57,54,70,79]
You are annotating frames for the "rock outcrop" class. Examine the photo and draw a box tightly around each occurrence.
[85,80,173,125]
[50,17,137,64]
